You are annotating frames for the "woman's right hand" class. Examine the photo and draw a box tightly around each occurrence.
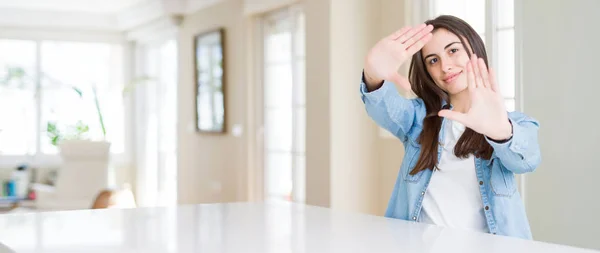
[364,24,434,91]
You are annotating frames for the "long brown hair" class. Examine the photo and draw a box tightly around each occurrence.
[408,15,493,175]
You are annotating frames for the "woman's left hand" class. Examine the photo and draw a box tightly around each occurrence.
[438,54,512,141]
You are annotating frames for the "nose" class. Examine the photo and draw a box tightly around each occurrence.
[440,57,453,73]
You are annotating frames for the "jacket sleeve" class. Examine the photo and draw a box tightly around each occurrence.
[359,71,424,142]
[485,112,541,174]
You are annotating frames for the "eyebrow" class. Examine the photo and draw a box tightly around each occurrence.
[423,41,462,60]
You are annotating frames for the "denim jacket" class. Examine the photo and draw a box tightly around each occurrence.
[360,78,541,240]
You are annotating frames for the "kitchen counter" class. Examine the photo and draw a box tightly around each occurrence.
[0,201,596,253]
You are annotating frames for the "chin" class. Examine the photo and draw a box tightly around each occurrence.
[436,80,467,95]
[447,87,468,95]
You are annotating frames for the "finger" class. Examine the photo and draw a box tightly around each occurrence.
[391,73,412,91]
[477,58,490,89]
[401,24,434,48]
[489,68,500,93]
[438,110,469,125]
[405,33,433,56]
[471,55,482,88]
[387,26,413,41]
[397,24,427,43]
[466,59,476,92]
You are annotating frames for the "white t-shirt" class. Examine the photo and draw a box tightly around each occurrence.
[419,119,488,233]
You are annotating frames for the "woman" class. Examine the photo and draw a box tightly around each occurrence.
[360,15,541,239]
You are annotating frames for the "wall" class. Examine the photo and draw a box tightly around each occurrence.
[329,0,381,215]
[303,0,332,209]
[305,0,409,215]
[520,0,600,250]
[176,0,409,216]
[177,0,248,204]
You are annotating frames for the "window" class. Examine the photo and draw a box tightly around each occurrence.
[429,0,516,111]
[0,40,37,156]
[134,39,178,207]
[0,39,125,161]
[262,6,306,203]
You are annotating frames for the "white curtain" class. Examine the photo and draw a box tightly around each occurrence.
[133,39,178,207]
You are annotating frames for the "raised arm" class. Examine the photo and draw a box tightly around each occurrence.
[360,24,433,141]
[437,55,541,173]
[360,75,423,142]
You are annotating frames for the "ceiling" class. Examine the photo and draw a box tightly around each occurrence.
[0,0,148,14]
[0,0,222,32]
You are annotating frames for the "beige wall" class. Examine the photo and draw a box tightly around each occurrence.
[329,0,380,215]
[520,0,600,250]
[300,0,410,215]
[304,0,332,208]
[176,0,410,216]
[177,0,249,204]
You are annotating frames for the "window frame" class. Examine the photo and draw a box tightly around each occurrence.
[256,4,306,203]
[0,31,132,169]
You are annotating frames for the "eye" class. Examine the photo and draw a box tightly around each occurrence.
[428,58,438,65]
[449,48,459,54]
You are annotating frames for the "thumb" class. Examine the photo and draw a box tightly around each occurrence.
[391,73,412,92]
[438,110,469,125]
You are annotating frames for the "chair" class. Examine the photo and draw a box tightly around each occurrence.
[91,186,136,209]
[33,140,112,211]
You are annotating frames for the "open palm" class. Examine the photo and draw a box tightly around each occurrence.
[364,24,433,91]
[438,55,512,141]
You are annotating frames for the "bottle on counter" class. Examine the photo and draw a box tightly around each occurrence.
[11,165,30,198]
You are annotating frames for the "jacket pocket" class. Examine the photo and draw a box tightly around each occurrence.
[402,145,423,183]
[490,159,517,197]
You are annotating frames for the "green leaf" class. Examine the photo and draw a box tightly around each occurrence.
[71,87,83,97]
[47,121,57,133]
[51,136,59,146]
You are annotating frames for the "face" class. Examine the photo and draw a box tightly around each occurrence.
[421,28,472,95]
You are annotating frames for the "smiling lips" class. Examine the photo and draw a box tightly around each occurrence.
[443,71,462,83]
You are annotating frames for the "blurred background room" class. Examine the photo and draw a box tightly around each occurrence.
[0,0,598,251]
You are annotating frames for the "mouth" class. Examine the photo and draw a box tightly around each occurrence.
[443,71,463,84]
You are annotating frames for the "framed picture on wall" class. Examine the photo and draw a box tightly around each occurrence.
[194,28,226,134]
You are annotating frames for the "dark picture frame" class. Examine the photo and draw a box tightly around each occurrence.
[194,28,226,134]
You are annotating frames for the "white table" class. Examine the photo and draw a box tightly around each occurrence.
[0,201,596,253]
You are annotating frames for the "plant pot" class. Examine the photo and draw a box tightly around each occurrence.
[54,140,111,201]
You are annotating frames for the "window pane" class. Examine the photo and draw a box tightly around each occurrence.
[294,12,305,57]
[158,40,178,153]
[0,40,37,155]
[480,34,486,46]
[263,7,305,204]
[264,63,293,108]
[497,29,515,98]
[39,41,124,154]
[293,59,305,106]
[505,98,515,112]
[431,0,486,34]
[293,107,305,153]
[265,151,292,200]
[265,108,292,152]
[264,31,291,64]
[497,0,514,28]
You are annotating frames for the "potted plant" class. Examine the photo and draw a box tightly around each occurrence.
[1,66,112,206]
[46,84,112,160]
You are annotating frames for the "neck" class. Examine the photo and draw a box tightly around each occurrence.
[449,89,470,113]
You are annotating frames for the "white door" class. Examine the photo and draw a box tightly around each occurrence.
[259,6,306,203]
[134,39,178,207]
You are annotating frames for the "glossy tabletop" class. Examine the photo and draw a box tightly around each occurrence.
[0,201,596,253]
